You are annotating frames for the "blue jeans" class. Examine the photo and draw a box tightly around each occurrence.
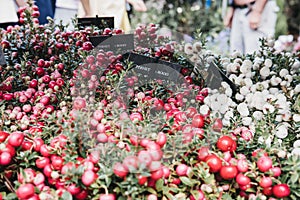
[35,0,54,24]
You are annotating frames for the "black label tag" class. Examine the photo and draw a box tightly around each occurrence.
[122,53,185,85]
[77,16,114,29]
[90,34,134,53]
[0,46,6,66]
[206,62,237,95]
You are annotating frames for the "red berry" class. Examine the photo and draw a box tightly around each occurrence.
[272,184,290,198]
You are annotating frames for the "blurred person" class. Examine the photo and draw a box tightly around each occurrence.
[78,0,146,32]
[224,0,278,54]
[0,0,26,30]
[54,0,80,29]
[51,0,56,15]
[35,0,55,24]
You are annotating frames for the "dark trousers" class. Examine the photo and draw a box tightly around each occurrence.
[35,0,55,24]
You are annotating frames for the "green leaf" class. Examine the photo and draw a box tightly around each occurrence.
[179,176,194,187]
[147,187,157,195]
[5,193,18,200]
[155,179,164,192]
[190,190,199,199]
[165,192,175,200]
[290,173,300,184]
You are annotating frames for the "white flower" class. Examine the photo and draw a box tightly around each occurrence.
[262,103,275,114]
[192,41,202,52]
[184,43,193,55]
[199,105,210,115]
[294,84,300,93]
[219,104,229,114]
[270,76,282,86]
[262,81,270,90]
[216,93,228,103]
[250,85,257,92]
[253,57,264,64]
[275,115,283,122]
[253,111,263,121]
[265,94,276,102]
[276,93,287,102]
[222,119,231,127]
[232,51,241,58]
[285,75,293,83]
[224,110,234,120]
[245,72,253,78]
[226,63,232,72]
[291,60,300,70]
[279,69,289,77]
[211,101,221,111]
[240,86,250,96]
[229,74,237,82]
[293,140,300,148]
[269,88,279,95]
[244,78,253,87]
[237,103,249,117]
[249,92,264,110]
[235,75,245,85]
[255,83,264,91]
[242,117,252,126]
[275,124,289,139]
[206,56,215,63]
[280,80,287,86]
[229,63,238,73]
[264,59,273,68]
[258,136,265,144]
[291,148,300,156]
[265,136,272,147]
[293,114,300,122]
[262,89,270,96]
[252,62,260,70]
[240,60,252,74]
[277,149,286,158]
[235,93,244,101]
[225,87,233,97]
[221,81,230,89]
[260,67,270,78]
[282,111,292,121]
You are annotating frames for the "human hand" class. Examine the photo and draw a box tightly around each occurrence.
[224,7,234,28]
[127,0,147,12]
[248,10,262,30]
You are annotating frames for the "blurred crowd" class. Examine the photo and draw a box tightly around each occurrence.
[0,0,147,31]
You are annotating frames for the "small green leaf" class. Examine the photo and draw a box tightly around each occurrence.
[155,179,164,192]
[190,190,199,199]
[4,193,17,200]
[290,173,299,184]
[165,192,175,200]
[147,187,157,195]
[179,176,194,187]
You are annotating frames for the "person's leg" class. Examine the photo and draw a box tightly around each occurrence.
[230,9,245,54]
[51,0,57,16]
[244,1,278,54]
[35,0,54,24]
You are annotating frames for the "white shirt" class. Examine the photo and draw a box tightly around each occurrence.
[0,0,19,23]
[77,0,127,29]
[56,0,80,10]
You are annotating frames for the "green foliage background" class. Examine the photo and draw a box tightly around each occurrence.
[130,0,299,40]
